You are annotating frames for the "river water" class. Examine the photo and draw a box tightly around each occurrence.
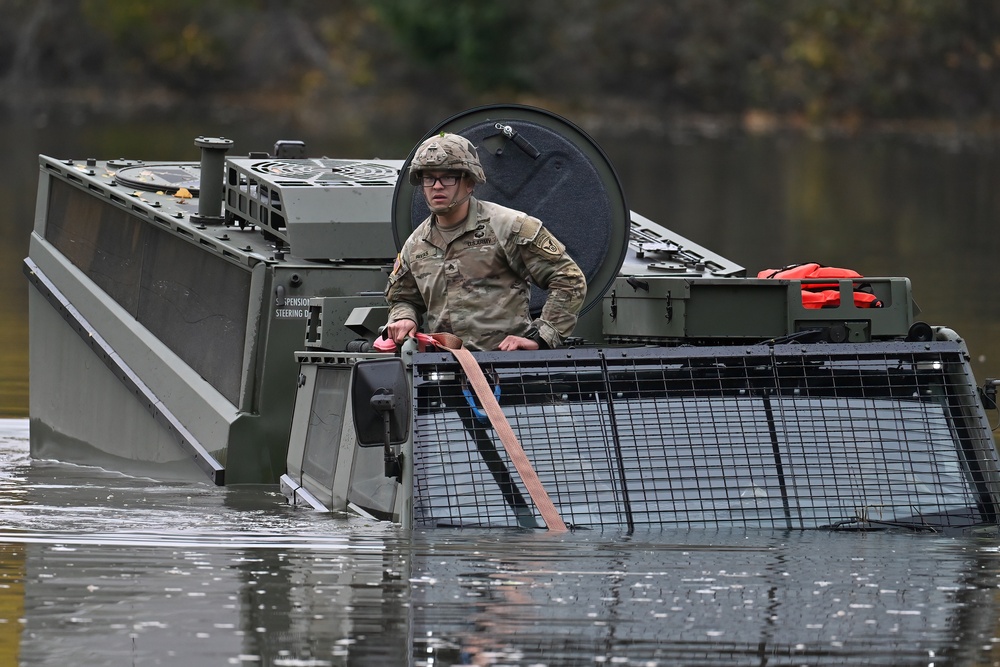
[1,114,1000,664]
[5,419,1000,666]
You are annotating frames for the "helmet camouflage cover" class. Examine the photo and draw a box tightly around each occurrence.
[407,132,487,185]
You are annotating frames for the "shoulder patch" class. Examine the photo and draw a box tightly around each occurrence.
[532,227,564,256]
[387,252,411,284]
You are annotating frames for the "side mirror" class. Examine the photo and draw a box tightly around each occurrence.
[352,358,410,447]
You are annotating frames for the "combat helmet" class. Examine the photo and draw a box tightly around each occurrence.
[408,133,486,185]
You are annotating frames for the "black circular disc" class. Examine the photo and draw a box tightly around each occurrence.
[391,104,630,316]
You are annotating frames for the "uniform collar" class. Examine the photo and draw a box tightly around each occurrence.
[421,197,484,247]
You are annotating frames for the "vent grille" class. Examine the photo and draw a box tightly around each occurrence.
[248,159,397,184]
[224,159,398,244]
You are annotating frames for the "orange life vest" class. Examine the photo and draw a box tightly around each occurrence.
[758,263,883,309]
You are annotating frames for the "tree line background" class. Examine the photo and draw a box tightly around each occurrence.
[2,0,999,140]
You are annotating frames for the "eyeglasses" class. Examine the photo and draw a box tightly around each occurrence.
[421,173,462,187]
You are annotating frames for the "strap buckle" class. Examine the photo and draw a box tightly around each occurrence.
[461,369,501,423]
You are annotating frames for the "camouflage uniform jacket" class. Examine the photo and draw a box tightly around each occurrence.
[385,198,587,351]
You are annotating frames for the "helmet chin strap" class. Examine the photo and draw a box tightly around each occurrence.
[445,190,473,210]
[430,188,474,215]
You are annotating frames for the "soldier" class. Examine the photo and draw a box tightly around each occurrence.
[384,132,587,351]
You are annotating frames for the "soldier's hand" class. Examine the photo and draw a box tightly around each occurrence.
[386,319,418,344]
[497,335,539,351]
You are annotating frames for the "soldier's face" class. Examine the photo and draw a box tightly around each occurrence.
[422,171,472,213]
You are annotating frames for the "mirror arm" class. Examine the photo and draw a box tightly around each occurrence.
[371,389,402,482]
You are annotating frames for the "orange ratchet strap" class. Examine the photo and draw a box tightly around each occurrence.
[426,332,568,533]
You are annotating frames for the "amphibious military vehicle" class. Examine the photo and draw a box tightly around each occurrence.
[25,105,1000,532]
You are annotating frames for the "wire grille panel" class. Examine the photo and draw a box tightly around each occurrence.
[411,342,1000,530]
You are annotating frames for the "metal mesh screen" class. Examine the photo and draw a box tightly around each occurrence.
[411,342,1000,530]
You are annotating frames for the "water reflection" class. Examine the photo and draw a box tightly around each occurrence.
[3,419,1000,665]
[408,531,1000,666]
